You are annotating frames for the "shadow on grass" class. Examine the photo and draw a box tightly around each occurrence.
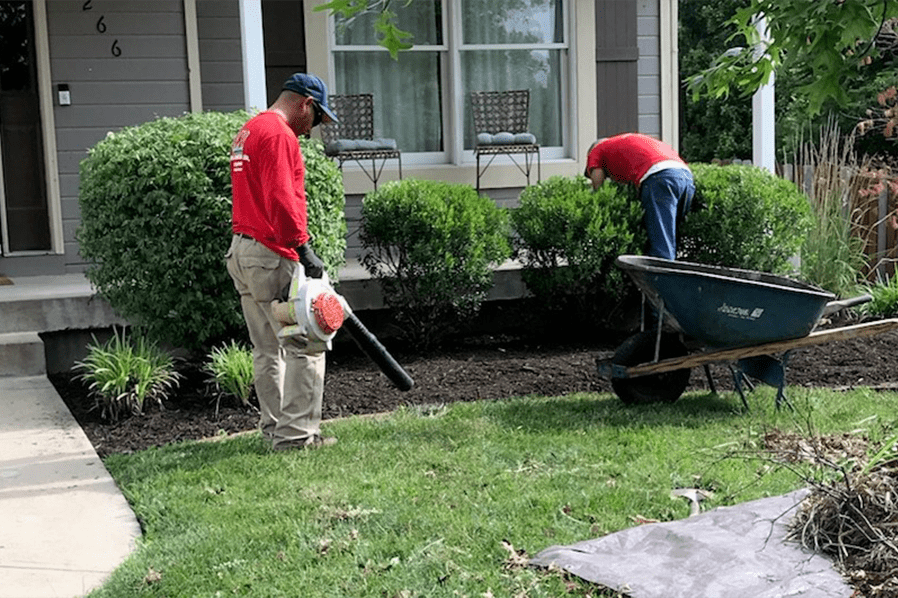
[488,390,749,433]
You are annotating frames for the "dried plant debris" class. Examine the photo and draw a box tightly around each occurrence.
[763,429,870,467]
[775,430,898,598]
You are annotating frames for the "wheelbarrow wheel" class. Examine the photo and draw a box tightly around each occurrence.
[610,331,691,405]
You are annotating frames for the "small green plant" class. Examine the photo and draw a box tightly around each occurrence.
[360,179,512,350]
[680,163,812,274]
[862,272,898,318]
[204,341,255,407]
[510,175,645,328]
[73,327,180,422]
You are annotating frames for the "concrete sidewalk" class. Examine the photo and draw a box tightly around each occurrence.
[0,376,141,598]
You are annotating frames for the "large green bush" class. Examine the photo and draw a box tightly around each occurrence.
[680,163,812,274]
[78,111,346,351]
[510,175,646,325]
[360,179,512,350]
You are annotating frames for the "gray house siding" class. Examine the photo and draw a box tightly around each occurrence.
[636,0,661,136]
[44,0,190,274]
[196,0,244,112]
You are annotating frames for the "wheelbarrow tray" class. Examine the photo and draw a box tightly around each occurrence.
[617,255,836,349]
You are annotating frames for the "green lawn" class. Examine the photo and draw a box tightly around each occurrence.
[91,386,898,597]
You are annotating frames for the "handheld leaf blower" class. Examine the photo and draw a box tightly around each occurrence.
[272,264,414,392]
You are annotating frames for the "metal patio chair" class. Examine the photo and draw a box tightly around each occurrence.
[470,89,540,192]
[320,94,402,190]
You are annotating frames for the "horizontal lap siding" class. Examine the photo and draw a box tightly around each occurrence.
[47,0,191,271]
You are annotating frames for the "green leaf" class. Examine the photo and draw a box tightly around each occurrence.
[374,10,413,59]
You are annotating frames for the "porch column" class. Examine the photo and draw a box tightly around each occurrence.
[239,0,268,112]
[752,16,775,173]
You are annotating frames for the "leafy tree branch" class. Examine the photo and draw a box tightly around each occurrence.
[688,0,898,115]
[314,0,414,59]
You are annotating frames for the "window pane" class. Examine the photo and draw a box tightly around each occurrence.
[462,49,562,149]
[462,0,563,45]
[334,0,442,46]
[0,2,32,91]
[334,52,444,152]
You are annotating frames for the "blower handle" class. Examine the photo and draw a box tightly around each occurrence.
[342,312,414,392]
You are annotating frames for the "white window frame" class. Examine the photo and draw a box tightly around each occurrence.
[0,0,63,257]
[326,0,573,167]
[303,0,597,193]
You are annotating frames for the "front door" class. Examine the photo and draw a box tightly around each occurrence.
[0,0,50,254]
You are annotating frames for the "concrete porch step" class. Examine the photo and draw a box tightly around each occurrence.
[0,332,45,377]
[0,274,125,335]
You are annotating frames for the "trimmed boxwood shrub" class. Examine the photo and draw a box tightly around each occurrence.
[680,163,812,274]
[78,111,346,351]
[360,179,512,350]
[510,175,646,327]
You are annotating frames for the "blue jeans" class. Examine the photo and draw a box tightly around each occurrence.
[639,168,695,260]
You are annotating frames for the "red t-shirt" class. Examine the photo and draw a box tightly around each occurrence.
[585,133,686,185]
[230,111,309,261]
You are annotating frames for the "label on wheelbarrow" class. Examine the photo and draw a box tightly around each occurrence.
[717,303,765,321]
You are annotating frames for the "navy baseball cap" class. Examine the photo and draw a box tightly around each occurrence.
[282,73,339,124]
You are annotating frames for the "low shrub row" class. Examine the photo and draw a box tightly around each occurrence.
[360,164,814,348]
[81,110,893,360]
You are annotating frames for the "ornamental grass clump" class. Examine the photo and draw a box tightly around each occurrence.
[794,120,869,299]
[204,340,255,408]
[74,327,180,422]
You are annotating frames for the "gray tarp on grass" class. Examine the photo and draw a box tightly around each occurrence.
[530,489,852,598]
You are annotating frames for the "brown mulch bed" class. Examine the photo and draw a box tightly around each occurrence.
[51,310,898,459]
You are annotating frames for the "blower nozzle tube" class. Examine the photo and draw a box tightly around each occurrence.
[342,311,414,392]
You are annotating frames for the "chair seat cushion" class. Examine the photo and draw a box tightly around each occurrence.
[475,132,537,146]
[326,138,398,155]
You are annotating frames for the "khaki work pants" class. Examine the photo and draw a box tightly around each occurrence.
[225,234,326,449]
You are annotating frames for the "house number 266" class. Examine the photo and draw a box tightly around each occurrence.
[82,1,122,57]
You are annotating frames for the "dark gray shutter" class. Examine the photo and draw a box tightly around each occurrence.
[594,0,638,138]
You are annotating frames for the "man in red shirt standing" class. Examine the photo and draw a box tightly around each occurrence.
[584,133,695,261]
[226,73,339,451]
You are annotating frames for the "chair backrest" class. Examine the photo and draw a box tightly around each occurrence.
[319,94,375,143]
[470,89,531,134]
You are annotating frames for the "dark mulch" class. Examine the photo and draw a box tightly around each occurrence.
[51,306,898,459]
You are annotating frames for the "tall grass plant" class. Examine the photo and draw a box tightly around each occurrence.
[74,327,180,422]
[796,120,870,299]
[204,340,255,408]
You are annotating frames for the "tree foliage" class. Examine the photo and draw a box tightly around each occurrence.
[679,0,753,162]
[314,0,414,59]
[688,0,898,115]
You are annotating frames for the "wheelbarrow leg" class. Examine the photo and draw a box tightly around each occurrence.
[703,364,717,394]
[729,365,752,411]
[734,354,794,411]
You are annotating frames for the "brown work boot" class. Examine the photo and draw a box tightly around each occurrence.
[272,434,337,451]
